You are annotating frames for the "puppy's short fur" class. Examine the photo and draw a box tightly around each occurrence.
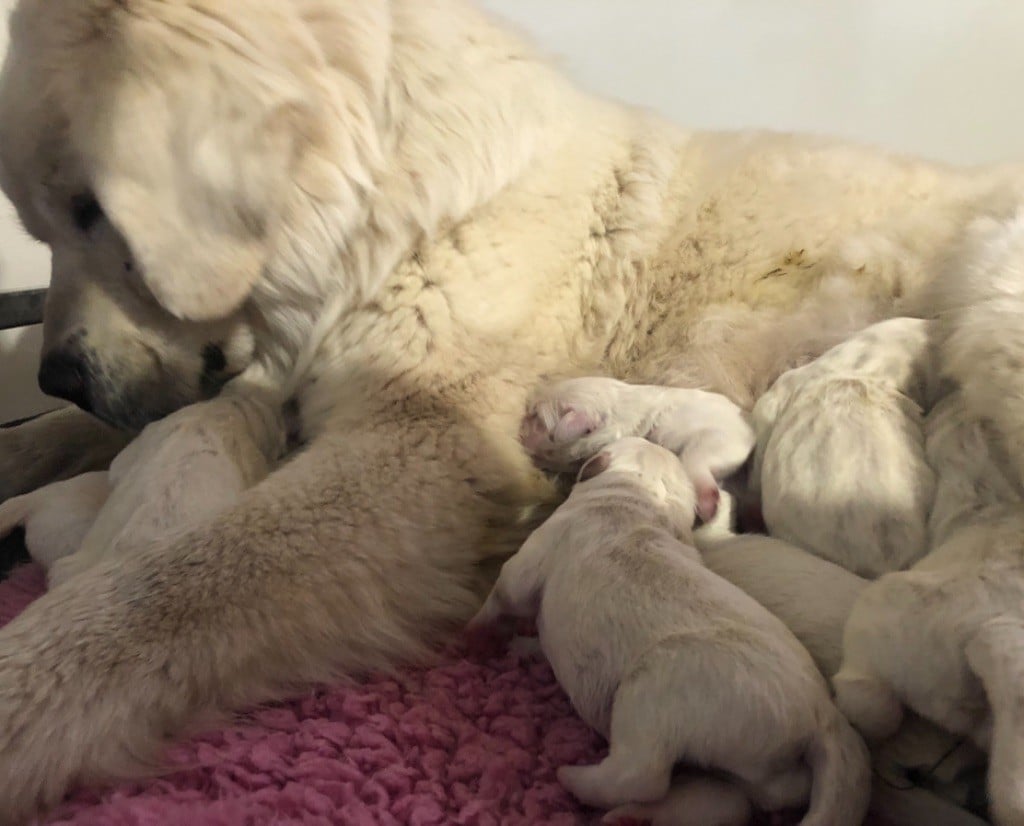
[694,498,990,825]
[471,437,870,825]
[520,377,754,520]
[751,317,937,577]
[0,395,283,586]
[694,513,866,679]
[834,387,1024,826]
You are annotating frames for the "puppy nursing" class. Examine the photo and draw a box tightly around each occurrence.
[473,437,870,825]
[0,396,283,586]
[834,386,1024,826]
[751,317,937,578]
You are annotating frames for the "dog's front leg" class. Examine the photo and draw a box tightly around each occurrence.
[0,406,129,503]
[0,413,541,823]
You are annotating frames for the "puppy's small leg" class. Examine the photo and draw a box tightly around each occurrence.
[467,531,548,630]
[558,676,675,809]
[603,772,752,826]
[833,669,905,741]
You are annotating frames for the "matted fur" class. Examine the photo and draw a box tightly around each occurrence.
[0,0,1022,820]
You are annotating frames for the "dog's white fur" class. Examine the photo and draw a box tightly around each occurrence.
[520,377,754,520]
[927,206,1024,491]
[834,386,1024,826]
[471,438,870,825]
[751,317,938,577]
[0,0,1023,818]
[0,396,283,586]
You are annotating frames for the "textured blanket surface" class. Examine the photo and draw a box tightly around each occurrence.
[1,564,607,825]
[1,564,893,826]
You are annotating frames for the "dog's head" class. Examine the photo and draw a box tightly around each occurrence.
[0,0,389,429]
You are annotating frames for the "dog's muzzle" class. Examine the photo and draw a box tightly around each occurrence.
[38,347,92,413]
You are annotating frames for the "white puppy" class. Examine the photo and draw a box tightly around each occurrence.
[834,387,1024,826]
[519,377,754,521]
[751,317,937,577]
[694,505,866,679]
[694,499,990,826]
[470,437,870,826]
[0,395,284,587]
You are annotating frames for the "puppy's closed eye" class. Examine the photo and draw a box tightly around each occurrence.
[70,192,104,233]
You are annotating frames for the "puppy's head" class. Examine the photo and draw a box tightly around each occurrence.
[0,0,388,429]
[576,437,698,530]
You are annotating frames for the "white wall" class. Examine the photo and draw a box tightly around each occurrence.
[0,1,52,421]
[3,0,1024,421]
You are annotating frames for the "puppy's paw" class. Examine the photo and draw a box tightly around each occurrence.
[464,599,515,656]
[519,403,606,470]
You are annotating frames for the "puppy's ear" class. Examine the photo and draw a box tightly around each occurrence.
[577,451,611,483]
[54,1,388,321]
[552,408,602,444]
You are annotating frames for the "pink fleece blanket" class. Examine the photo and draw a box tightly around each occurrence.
[3,565,882,826]
[1,564,607,825]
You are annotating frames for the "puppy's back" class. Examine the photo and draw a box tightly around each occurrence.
[759,376,933,576]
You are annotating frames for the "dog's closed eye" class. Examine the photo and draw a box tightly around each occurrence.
[70,192,104,233]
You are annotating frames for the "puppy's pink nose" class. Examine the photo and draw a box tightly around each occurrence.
[696,485,720,523]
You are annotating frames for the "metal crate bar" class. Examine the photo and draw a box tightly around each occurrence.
[0,288,45,331]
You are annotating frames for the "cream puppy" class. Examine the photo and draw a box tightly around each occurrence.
[833,387,1024,826]
[470,437,870,826]
[694,499,989,825]
[751,317,937,578]
[0,395,284,587]
[519,377,754,521]
[694,507,866,679]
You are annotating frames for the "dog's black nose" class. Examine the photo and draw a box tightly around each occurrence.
[38,350,92,412]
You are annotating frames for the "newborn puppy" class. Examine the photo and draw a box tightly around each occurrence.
[520,377,754,521]
[0,395,284,586]
[694,501,866,679]
[751,317,936,577]
[834,387,1024,826]
[470,437,870,826]
[695,498,989,825]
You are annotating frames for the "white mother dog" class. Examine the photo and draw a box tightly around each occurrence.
[0,0,1023,818]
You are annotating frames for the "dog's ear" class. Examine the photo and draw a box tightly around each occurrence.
[52,1,388,321]
[552,408,602,444]
[577,451,611,483]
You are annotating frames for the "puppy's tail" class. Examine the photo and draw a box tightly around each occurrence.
[966,616,1024,826]
[800,705,872,826]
